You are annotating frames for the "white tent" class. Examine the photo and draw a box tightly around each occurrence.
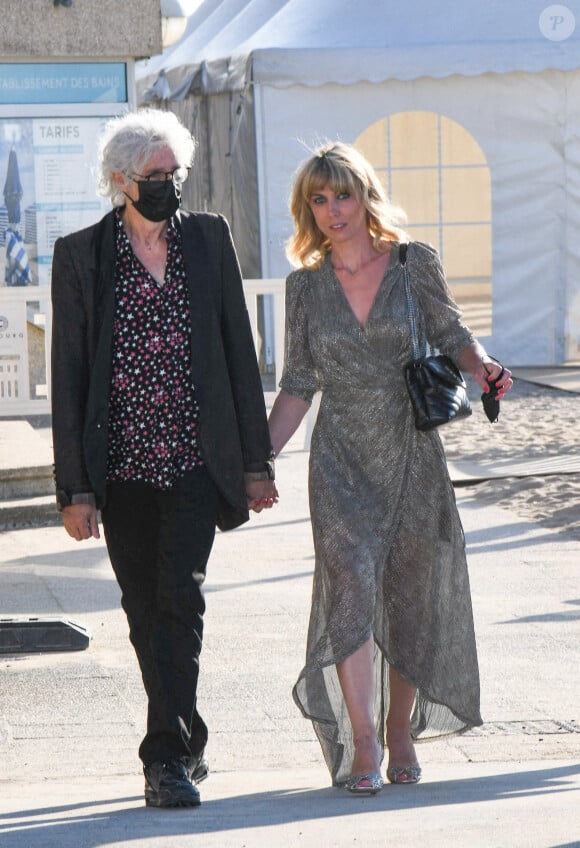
[138,0,580,365]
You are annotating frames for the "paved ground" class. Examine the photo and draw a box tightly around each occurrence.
[1,420,579,847]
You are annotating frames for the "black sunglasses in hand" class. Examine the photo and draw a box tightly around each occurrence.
[481,362,505,423]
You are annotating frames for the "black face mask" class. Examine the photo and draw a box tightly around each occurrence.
[127,179,180,222]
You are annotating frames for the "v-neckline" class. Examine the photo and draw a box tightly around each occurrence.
[328,244,398,331]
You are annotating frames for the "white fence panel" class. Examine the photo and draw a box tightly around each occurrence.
[0,279,286,419]
[0,288,51,417]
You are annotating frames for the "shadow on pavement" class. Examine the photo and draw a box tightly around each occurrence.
[1,763,579,847]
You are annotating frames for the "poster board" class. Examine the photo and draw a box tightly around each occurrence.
[0,61,133,413]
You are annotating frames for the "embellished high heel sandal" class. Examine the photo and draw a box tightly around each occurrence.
[345,773,384,795]
[386,765,422,785]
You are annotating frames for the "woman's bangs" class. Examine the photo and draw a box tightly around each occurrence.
[303,158,360,200]
[301,159,330,199]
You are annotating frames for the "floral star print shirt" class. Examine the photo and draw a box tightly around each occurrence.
[106,211,204,489]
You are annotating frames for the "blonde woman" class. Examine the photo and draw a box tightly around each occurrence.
[269,142,511,793]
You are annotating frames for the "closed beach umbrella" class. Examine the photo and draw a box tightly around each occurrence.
[3,148,23,224]
[3,148,31,285]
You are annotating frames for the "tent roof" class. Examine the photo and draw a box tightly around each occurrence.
[138,0,580,99]
[138,0,288,97]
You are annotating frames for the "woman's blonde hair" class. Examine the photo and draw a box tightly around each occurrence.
[286,141,408,269]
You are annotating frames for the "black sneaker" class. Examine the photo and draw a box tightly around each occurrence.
[188,750,209,784]
[144,758,201,808]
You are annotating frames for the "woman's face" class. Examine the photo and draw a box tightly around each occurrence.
[114,145,180,203]
[308,184,367,245]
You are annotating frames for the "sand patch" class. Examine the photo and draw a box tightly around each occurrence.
[441,378,580,542]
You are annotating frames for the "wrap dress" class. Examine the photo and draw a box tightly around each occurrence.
[280,241,483,785]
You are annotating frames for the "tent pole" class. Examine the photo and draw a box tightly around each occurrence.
[253,82,270,279]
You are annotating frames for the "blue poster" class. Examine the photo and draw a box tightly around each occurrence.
[0,63,127,105]
[1,116,112,286]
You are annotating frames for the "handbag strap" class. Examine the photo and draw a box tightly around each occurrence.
[399,242,425,360]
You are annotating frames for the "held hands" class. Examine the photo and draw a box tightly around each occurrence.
[63,483,280,532]
[62,503,100,541]
[246,479,279,513]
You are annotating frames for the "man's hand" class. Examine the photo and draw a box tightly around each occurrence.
[246,480,279,513]
[62,503,100,541]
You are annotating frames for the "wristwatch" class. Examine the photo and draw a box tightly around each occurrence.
[55,489,96,511]
[244,453,276,482]
[55,488,71,511]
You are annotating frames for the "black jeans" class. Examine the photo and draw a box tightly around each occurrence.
[101,467,219,766]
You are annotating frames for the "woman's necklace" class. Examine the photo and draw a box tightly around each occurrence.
[123,223,168,286]
[130,231,165,252]
[331,251,383,276]
[140,235,156,252]
[123,218,167,253]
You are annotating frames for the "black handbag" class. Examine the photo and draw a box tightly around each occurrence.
[400,243,472,431]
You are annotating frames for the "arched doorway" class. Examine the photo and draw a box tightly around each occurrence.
[355,112,492,336]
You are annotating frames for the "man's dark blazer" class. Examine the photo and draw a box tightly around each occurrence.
[51,209,272,531]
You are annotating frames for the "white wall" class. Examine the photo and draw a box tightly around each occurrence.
[253,71,580,365]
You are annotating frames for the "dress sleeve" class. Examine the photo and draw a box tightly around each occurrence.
[408,241,474,360]
[279,269,321,404]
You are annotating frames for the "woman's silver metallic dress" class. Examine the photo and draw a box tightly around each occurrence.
[280,242,483,786]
